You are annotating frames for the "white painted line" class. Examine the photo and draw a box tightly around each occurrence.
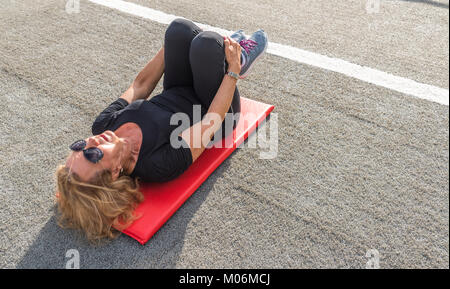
[89,0,449,106]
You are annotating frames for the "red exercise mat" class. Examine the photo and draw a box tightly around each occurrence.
[121,97,275,245]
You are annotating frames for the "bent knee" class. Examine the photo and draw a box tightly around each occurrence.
[165,18,198,42]
[191,31,223,48]
[190,31,223,58]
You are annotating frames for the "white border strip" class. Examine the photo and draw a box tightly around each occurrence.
[89,0,449,106]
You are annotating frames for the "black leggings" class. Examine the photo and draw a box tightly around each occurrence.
[163,18,241,138]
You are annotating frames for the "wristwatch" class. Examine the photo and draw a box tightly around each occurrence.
[226,71,239,80]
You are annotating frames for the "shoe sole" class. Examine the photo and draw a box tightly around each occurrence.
[239,31,269,79]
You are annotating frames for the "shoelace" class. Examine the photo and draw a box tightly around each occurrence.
[239,39,258,54]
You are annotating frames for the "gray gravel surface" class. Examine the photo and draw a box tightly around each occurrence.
[0,0,448,268]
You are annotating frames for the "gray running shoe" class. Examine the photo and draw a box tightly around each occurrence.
[230,29,246,43]
[238,29,268,79]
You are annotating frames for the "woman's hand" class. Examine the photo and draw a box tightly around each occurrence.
[223,36,241,75]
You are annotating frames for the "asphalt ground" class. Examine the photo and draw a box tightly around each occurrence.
[0,0,448,268]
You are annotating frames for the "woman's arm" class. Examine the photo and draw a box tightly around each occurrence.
[120,47,165,104]
[180,37,242,162]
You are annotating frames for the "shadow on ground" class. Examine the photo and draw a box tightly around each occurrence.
[16,159,233,269]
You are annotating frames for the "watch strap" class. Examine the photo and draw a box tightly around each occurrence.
[227,71,239,80]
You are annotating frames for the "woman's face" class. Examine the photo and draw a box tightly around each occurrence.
[65,130,124,182]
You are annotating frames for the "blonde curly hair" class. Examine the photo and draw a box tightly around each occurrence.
[55,165,144,243]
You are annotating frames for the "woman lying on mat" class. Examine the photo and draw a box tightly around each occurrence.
[55,18,268,242]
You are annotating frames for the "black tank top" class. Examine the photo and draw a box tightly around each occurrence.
[91,87,205,182]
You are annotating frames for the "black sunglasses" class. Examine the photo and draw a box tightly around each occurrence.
[69,140,104,164]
